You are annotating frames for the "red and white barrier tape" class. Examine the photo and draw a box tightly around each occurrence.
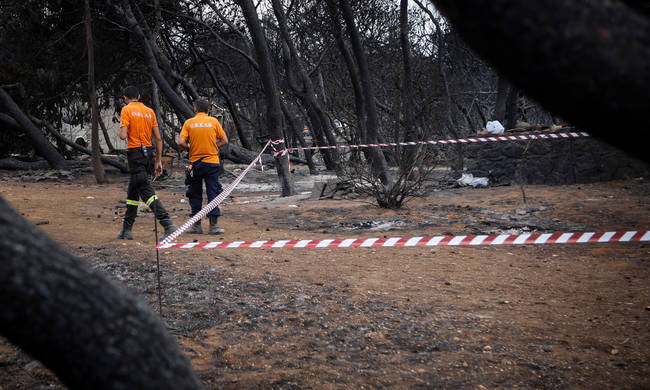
[159,140,274,245]
[273,131,590,157]
[270,138,285,145]
[157,230,648,249]
[269,138,290,170]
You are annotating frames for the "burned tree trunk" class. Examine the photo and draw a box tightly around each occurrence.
[0,196,203,389]
[0,157,50,170]
[29,116,128,173]
[98,116,115,153]
[493,76,509,124]
[338,0,391,186]
[279,101,317,174]
[221,143,275,165]
[0,87,66,169]
[111,0,194,121]
[324,0,367,165]
[325,0,391,185]
[85,0,106,184]
[192,48,252,150]
[399,0,421,171]
[236,0,294,196]
[271,0,339,173]
[504,87,519,130]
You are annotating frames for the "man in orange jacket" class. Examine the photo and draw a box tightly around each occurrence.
[116,86,176,241]
[178,99,228,234]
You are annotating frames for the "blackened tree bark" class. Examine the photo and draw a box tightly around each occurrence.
[151,0,165,154]
[130,1,200,104]
[1,113,126,172]
[111,0,194,121]
[279,100,317,174]
[0,112,22,132]
[493,77,518,129]
[271,0,340,173]
[222,143,275,165]
[0,197,203,389]
[0,158,50,170]
[30,116,129,172]
[430,0,650,162]
[493,76,509,123]
[152,79,166,153]
[338,0,391,186]
[191,48,252,150]
[504,87,518,129]
[85,0,107,184]
[414,1,464,170]
[399,0,419,168]
[323,0,364,128]
[98,116,116,153]
[0,87,66,169]
[236,0,294,196]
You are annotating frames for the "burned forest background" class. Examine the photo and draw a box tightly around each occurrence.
[0,0,564,199]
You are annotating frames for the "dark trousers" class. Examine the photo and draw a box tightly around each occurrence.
[186,162,222,217]
[123,148,169,227]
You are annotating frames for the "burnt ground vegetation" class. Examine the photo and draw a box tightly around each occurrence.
[0,164,649,389]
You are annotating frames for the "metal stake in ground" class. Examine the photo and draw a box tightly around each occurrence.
[152,201,163,316]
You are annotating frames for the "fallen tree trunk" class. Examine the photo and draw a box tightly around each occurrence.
[0,196,203,390]
[286,154,308,165]
[221,143,309,166]
[30,116,128,173]
[221,143,275,165]
[0,87,66,169]
[0,158,102,171]
[1,114,127,173]
[0,157,50,170]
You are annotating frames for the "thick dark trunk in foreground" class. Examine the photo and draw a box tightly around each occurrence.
[430,0,650,163]
[0,87,66,169]
[0,196,203,389]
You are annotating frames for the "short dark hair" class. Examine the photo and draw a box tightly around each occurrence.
[123,86,139,99]
[194,99,210,113]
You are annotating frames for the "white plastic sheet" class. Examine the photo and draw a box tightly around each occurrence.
[457,173,489,187]
[486,120,505,135]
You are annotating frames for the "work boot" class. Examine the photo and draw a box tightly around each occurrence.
[159,218,178,242]
[185,221,203,234]
[117,222,133,240]
[209,215,225,235]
